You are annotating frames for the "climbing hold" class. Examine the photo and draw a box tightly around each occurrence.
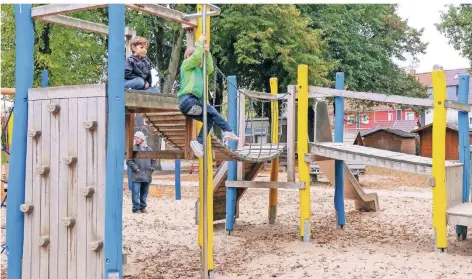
[62,156,78,166]
[84,121,98,131]
[20,204,34,213]
[89,240,103,251]
[47,103,61,114]
[28,129,41,138]
[80,186,95,197]
[62,217,76,227]
[36,166,50,176]
[38,236,50,247]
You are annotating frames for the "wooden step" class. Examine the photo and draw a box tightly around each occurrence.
[225,181,305,189]
[447,202,472,227]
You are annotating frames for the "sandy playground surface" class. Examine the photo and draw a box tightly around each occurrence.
[2,165,472,278]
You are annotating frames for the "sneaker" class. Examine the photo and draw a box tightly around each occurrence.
[133,210,141,214]
[190,140,204,158]
[140,208,148,213]
[223,131,239,142]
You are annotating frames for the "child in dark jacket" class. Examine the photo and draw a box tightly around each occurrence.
[124,36,159,93]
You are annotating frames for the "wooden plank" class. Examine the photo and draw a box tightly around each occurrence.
[145,112,183,117]
[95,97,107,279]
[1,88,15,95]
[286,85,296,181]
[237,93,246,180]
[31,4,106,18]
[225,181,305,189]
[447,202,472,218]
[57,98,69,279]
[31,101,42,279]
[446,165,464,210]
[241,89,288,101]
[21,99,35,279]
[39,15,135,36]
[86,97,97,279]
[308,86,434,108]
[76,97,87,279]
[125,91,179,112]
[184,117,194,159]
[29,84,106,100]
[125,4,198,28]
[49,99,60,279]
[444,100,471,112]
[67,98,78,279]
[125,114,134,160]
[132,150,185,159]
[39,100,51,279]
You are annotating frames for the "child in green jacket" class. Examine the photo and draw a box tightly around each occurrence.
[178,34,238,158]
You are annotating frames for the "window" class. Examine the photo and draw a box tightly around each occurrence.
[388,112,393,121]
[469,118,472,126]
[245,128,253,135]
[347,115,355,125]
[254,127,267,135]
[360,114,370,124]
[406,112,415,121]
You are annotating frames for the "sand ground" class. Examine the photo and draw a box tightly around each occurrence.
[2,166,472,278]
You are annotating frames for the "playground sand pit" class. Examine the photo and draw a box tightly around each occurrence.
[121,170,472,279]
[2,169,471,278]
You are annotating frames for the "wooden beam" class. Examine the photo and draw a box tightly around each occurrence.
[125,4,198,28]
[1,88,15,95]
[444,100,471,112]
[39,15,135,36]
[241,89,288,101]
[125,114,134,160]
[225,181,306,189]
[132,150,184,159]
[286,85,296,182]
[309,86,434,108]
[31,4,106,18]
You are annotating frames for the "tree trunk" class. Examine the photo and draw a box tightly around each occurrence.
[163,28,185,94]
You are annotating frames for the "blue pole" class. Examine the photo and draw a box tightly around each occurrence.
[334,72,346,228]
[104,5,125,278]
[225,75,238,233]
[6,5,34,278]
[175,159,181,200]
[456,74,470,239]
[41,69,49,88]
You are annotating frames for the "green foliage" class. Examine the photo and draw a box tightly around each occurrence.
[297,4,429,111]
[436,4,472,68]
[212,4,335,92]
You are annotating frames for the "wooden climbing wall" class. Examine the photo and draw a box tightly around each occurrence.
[21,86,107,279]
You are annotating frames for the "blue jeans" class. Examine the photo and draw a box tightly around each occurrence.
[124,77,160,93]
[131,182,150,212]
[179,94,232,144]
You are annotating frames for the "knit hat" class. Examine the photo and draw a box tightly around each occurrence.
[134,131,146,141]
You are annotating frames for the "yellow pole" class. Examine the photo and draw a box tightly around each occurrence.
[196,4,214,272]
[431,70,448,251]
[297,65,310,241]
[269,78,279,224]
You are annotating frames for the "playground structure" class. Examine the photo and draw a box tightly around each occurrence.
[3,3,472,279]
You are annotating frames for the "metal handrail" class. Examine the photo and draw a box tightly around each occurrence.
[182,4,221,19]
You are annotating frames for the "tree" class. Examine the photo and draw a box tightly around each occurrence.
[298,4,429,112]
[436,4,472,68]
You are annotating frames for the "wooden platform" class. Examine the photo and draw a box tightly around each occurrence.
[447,203,472,227]
[310,142,462,175]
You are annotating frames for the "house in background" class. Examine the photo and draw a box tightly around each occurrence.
[415,67,472,126]
[360,128,417,155]
[412,123,472,160]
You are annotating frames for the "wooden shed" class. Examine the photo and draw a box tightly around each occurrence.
[361,128,417,155]
[412,124,472,160]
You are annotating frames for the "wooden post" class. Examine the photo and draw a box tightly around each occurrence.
[334,72,346,229]
[104,4,125,278]
[269,77,279,224]
[125,114,134,160]
[6,5,34,278]
[297,65,310,242]
[456,73,471,240]
[431,70,447,252]
[225,75,238,234]
[237,92,246,180]
[286,85,296,182]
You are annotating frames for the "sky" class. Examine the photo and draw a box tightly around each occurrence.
[396,2,470,73]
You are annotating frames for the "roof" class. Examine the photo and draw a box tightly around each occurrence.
[361,128,417,138]
[415,68,472,104]
[372,120,420,133]
[411,123,472,134]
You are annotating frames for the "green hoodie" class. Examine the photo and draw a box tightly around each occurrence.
[178,40,214,99]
